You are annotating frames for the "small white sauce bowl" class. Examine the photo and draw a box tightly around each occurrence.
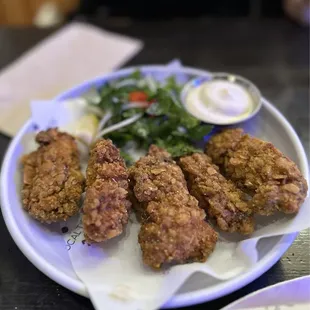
[181,72,262,125]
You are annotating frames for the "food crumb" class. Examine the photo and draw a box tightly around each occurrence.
[61,227,69,234]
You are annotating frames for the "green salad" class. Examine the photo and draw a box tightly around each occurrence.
[89,70,213,164]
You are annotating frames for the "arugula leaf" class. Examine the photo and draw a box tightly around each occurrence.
[146,89,173,115]
[188,124,213,140]
[145,102,165,116]
[177,112,200,129]
[129,69,142,80]
[151,119,179,138]
[155,138,202,158]
[99,86,111,99]
[98,84,122,113]
[106,130,135,147]
[146,88,199,129]
[164,75,182,95]
[114,70,142,84]
[122,108,144,118]
[130,119,151,139]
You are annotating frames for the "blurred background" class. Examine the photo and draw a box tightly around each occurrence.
[0,0,309,27]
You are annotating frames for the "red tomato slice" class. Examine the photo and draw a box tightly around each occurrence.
[128,91,148,102]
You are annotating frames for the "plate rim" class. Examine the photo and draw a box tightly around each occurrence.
[1,65,308,309]
[220,275,310,310]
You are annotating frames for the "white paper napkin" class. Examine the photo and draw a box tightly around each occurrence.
[0,22,143,136]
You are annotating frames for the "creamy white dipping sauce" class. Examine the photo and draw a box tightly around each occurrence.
[184,80,254,124]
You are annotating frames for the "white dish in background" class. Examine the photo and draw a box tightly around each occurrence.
[222,275,310,310]
[0,66,308,309]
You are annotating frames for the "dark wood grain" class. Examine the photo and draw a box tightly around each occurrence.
[0,18,309,310]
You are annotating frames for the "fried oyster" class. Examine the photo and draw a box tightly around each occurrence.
[83,139,131,243]
[179,153,254,234]
[206,128,308,215]
[130,145,218,269]
[21,128,84,223]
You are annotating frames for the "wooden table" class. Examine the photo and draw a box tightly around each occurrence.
[0,18,309,310]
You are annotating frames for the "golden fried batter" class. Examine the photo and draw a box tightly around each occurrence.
[130,145,217,269]
[21,128,84,223]
[179,153,254,234]
[83,139,131,243]
[205,128,244,166]
[206,129,308,215]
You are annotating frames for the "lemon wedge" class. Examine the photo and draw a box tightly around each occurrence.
[55,98,100,145]
[68,113,99,145]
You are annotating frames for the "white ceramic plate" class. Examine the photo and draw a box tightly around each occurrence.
[1,66,308,309]
[222,275,310,310]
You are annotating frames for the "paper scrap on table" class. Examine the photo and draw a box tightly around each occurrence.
[0,22,143,137]
[24,61,310,310]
